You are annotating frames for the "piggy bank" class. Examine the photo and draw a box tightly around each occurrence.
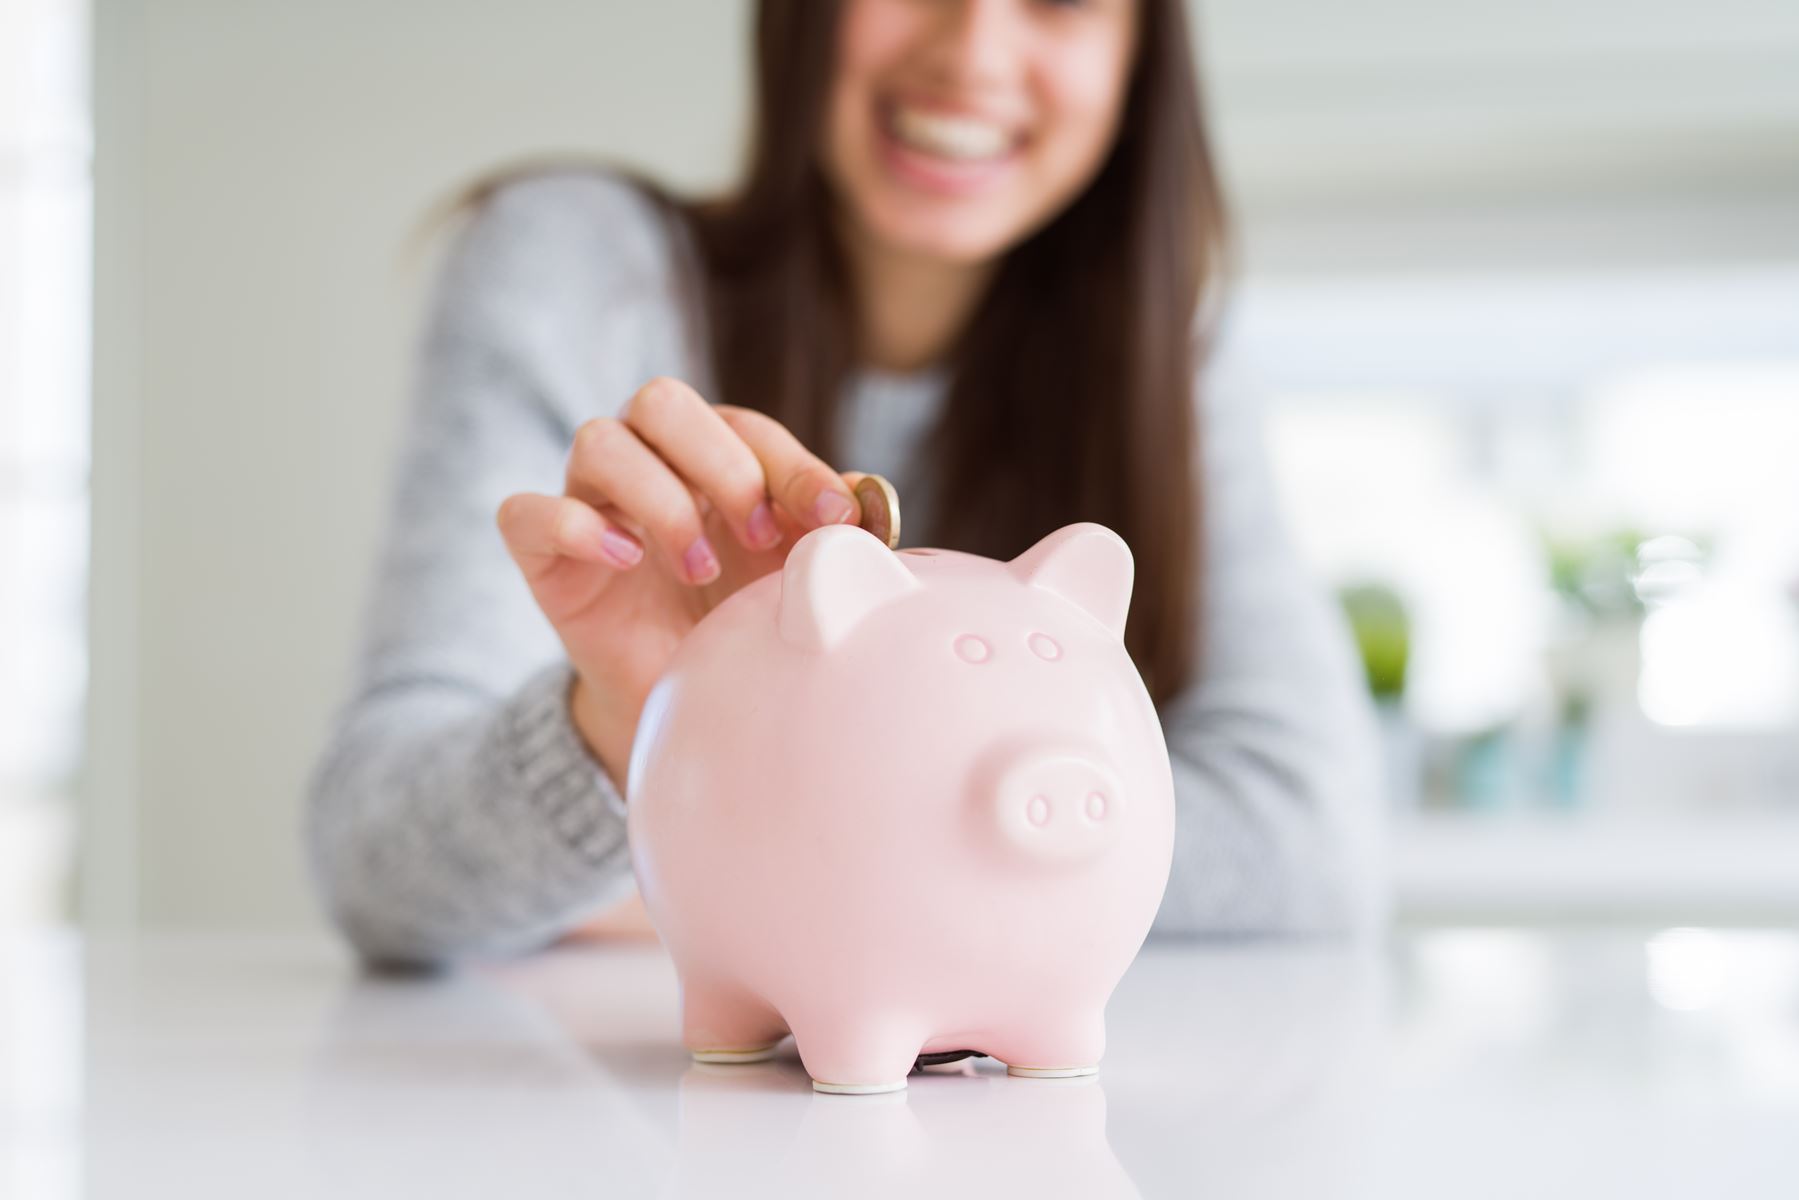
[625,522,1176,1094]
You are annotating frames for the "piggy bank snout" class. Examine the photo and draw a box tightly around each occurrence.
[988,748,1126,866]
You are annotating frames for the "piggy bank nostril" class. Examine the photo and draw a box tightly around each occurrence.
[1085,791,1108,821]
[1026,794,1051,827]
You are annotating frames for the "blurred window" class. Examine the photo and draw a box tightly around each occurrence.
[0,0,88,927]
[1235,271,1799,819]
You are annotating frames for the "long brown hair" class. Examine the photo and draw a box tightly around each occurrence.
[454,0,1230,704]
[689,0,1227,705]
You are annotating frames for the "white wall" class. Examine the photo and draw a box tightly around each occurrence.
[88,0,753,930]
[1200,0,1799,272]
[88,0,1799,931]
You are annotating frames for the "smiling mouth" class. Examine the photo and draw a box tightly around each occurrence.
[883,101,1022,163]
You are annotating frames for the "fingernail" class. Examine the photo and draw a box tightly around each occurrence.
[599,528,643,567]
[747,501,779,548]
[812,490,854,526]
[683,536,720,583]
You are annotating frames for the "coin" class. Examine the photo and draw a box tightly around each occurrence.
[853,473,901,549]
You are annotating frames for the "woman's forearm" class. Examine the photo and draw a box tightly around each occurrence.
[1152,679,1385,936]
[306,662,635,966]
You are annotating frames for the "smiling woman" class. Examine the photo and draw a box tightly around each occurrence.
[306,0,1381,965]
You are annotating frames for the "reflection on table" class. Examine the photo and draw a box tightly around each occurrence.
[5,927,1796,1198]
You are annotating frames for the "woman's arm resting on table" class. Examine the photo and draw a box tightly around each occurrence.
[306,176,661,967]
[309,662,632,966]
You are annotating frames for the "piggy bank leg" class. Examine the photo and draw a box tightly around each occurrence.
[985,1012,1106,1079]
[786,1013,923,1095]
[681,977,789,1064]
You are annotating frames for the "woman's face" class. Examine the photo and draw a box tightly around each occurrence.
[823,0,1140,266]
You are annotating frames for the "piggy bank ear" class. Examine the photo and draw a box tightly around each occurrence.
[1007,522,1134,640]
[778,524,921,651]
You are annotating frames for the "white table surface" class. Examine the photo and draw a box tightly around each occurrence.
[4,926,1798,1199]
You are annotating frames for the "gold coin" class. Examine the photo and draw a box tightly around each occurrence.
[853,473,901,549]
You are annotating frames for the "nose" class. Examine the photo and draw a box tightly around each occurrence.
[987,747,1125,866]
[932,0,1023,88]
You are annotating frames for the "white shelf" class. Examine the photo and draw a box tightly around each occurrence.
[1392,813,1799,922]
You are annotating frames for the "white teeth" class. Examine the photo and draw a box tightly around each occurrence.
[890,105,1014,161]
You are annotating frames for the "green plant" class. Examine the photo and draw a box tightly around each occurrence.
[1338,583,1410,701]
[1541,527,1648,620]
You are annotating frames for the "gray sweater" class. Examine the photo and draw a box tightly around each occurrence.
[306,168,1385,965]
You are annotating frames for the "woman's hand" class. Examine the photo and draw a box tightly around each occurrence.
[496,377,863,788]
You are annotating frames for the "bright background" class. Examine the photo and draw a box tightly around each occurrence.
[3,0,1797,934]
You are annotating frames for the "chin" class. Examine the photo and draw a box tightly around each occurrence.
[859,198,1020,265]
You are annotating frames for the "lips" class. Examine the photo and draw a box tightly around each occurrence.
[887,103,1019,162]
[874,98,1025,198]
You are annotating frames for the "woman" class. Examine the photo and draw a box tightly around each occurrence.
[308,0,1382,965]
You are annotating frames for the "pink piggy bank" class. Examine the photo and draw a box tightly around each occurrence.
[626,521,1176,1094]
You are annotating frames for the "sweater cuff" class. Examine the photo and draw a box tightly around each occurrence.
[504,660,630,866]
